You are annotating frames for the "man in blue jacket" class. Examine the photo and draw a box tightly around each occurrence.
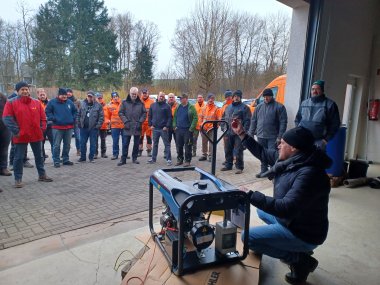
[147,92,172,165]
[232,121,331,285]
[45,88,77,168]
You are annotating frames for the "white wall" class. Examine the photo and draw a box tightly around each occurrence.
[282,2,309,127]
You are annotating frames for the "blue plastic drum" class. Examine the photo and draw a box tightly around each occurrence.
[326,126,347,176]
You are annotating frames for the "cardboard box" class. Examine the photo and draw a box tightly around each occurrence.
[121,230,260,285]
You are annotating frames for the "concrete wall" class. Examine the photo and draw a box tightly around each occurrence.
[282,2,309,127]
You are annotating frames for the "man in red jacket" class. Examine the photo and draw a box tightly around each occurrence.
[2,81,53,188]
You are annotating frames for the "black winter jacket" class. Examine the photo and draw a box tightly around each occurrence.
[148,100,172,129]
[118,95,146,136]
[242,135,332,245]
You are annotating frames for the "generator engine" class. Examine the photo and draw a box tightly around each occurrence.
[149,167,250,276]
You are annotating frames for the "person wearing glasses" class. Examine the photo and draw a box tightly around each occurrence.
[45,88,77,168]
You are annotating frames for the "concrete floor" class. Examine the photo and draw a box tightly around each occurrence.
[0,165,379,285]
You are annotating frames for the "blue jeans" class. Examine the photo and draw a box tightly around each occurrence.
[13,142,45,181]
[257,137,277,172]
[152,128,171,161]
[224,134,244,170]
[111,128,125,157]
[52,129,72,164]
[241,209,317,264]
[80,128,98,160]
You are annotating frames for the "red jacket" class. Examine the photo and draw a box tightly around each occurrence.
[2,96,46,143]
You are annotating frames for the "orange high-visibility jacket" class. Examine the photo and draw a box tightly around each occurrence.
[200,103,220,132]
[194,101,206,130]
[105,99,124,129]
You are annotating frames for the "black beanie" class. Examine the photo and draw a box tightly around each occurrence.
[282,127,315,152]
[58,88,67,95]
[15,81,29,92]
[233,90,242,98]
[263,88,274,97]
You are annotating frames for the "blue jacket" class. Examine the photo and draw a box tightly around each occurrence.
[222,101,251,135]
[45,98,77,127]
[148,100,172,129]
[242,135,332,245]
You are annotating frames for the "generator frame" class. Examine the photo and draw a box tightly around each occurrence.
[148,166,250,276]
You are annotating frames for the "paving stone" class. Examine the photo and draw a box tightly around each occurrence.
[0,134,266,249]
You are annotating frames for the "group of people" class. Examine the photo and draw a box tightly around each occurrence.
[1,79,341,284]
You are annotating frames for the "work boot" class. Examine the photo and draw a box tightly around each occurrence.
[235,169,243,174]
[117,159,126,166]
[0,168,12,176]
[138,150,142,157]
[183,161,191,167]
[23,161,34,168]
[38,175,53,182]
[220,167,232,171]
[147,150,152,157]
[175,161,183,166]
[285,253,318,284]
[14,180,23,188]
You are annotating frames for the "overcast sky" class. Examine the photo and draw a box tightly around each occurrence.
[2,0,292,75]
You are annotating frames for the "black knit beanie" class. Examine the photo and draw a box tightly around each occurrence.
[282,127,315,152]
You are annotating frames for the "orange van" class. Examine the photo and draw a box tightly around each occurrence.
[249,74,287,113]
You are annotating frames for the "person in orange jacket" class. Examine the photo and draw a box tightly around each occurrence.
[36,88,53,161]
[198,93,220,162]
[95,93,109,158]
[138,88,154,157]
[192,94,205,157]
[105,92,125,160]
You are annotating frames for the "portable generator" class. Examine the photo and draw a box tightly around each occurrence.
[148,166,250,276]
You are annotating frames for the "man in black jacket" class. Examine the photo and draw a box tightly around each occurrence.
[147,92,172,165]
[232,121,332,285]
[249,88,287,177]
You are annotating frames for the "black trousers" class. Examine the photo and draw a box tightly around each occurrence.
[175,128,193,163]
[95,129,107,155]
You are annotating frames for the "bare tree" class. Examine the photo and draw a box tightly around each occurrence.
[17,0,34,64]
[110,12,134,74]
[261,12,290,75]
[171,0,231,93]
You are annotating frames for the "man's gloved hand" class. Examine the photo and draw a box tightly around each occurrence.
[247,190,265,208]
